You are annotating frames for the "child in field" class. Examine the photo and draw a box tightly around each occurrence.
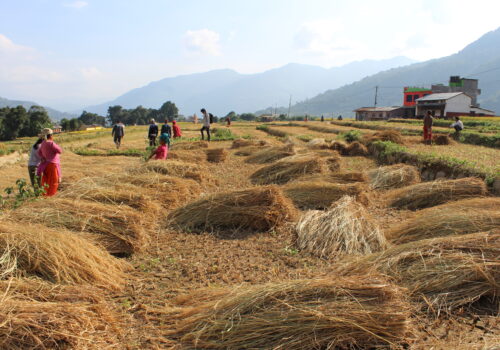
[147,133,170,161]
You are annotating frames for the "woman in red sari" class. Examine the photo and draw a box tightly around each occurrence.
[172,120,182,138]
[37,128,62,196]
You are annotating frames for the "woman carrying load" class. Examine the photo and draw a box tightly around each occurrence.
[37,128,62,196]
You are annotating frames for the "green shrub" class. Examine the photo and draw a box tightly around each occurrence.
[342,130,362,143]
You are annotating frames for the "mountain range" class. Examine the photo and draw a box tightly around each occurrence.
[83,56,416,116]
[0,97,76,121]
[263,27,500,117]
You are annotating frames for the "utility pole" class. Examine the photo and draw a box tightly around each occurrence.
[374,86,379,107]
[287,95,292,118]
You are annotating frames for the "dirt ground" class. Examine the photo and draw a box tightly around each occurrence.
[0,122,498,349]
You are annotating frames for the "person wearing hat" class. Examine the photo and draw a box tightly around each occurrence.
[37,128,62,196]
[148,119,159,147]
[147,133,170,161]
[27,134,44,187]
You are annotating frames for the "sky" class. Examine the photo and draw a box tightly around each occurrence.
[1,0,500,111]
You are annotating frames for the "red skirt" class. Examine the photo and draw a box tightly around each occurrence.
[41,163,59,196]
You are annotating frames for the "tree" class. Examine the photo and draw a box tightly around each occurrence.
[2,106,28,140]
[239,113,256,121]
[225,111,237,119]
[69,118,82,131]
[107,105,125,125]
[79,111,106,126]
[129,106,149,125]
[278,114,287,121]
[20,106,52,137]
[159,101,179,122]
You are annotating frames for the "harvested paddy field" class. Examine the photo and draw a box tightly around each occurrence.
[0,121,498,349]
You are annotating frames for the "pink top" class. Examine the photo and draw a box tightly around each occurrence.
[37,140,62,177]
[154,144,168,160]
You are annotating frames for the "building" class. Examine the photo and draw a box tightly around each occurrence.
[470,106,495,116]
[403,87,432,107]
[52,125,62,134]
[415,92,471,118]
[432,76,481,107]
[354,106,405,121]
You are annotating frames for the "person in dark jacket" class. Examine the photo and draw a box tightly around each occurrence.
[161,120,172,138]
[111,121,125,149]
[148,119,159,147]
[423,111,434,144]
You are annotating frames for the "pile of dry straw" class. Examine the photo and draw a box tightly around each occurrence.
[385,177,487,210]
[168,186,297,234]
[206,148,228,163]
[284,182,368,209]
[369,163,421,190]
[296,196,386,259]
[245,145,295,164]
[231,139,267,149]
[166,276,412,349]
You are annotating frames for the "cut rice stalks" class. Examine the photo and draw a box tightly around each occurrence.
[296,196,386,258]
[141,160,207,183]
[230,139,267,149]
[284,182,368,209]
[369,164,421,190]
[206,148,228,163]
[245,145,295,164]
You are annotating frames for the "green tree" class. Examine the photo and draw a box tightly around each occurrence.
[20,106,52,137]
[107,105,125,125]
[239,113,256,121]
[159,101,179,122]
[79,111,106,126]
[60,118,70,132]
[2,106,28,140]
[69,118,82,131]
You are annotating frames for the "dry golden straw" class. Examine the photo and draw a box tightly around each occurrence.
[230,139,267,149]
[168,186,297,234]
[10,198,147,256]
[387,197,500,244]
[434,134,455,145]
[330,140,348,154]
[345,141,369,156]
[368,163,421,190]
[141,160,206,183]
[363,130,404,145]
[168,149,206,163]
[284,181,368,209]
[385,177,487,210]
[296,196,386,258]
[307,138,329,149]
[172,140,209,150]
[206,148,228,163]
[0,222,128,291]
[167,276,412,349]
[245,145,295,164]
[299,171,368,184]
[336,231,499,313]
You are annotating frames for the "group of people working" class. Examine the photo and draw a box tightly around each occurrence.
[422,111,464,144]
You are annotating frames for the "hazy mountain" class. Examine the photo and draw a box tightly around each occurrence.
[271,27,500,117]
[83,56,416,116]
[0,96,77,121]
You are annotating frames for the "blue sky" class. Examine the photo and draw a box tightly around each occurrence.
[1,0,499,111]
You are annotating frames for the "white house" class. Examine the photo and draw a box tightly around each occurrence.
[416,92,471,118]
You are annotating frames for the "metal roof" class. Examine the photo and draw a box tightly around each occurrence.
[416,92,465,101]
[354,106,402,112]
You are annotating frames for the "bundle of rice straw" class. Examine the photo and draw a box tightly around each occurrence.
[369,164,421,190]
[387,197,500,244]
[434,134,455,145]
[168,186,297,233]
[0,278,122,349]
[336,231,499,313]
[385,177,487,210]
[142,160,206,183]
[250,154,335,185]
[230,139,267,149]
[363,130,404,145]
[296,196,386,258]
[284,182,368,209]
[330,140,348,154]
[299,171,368,184]
[206,148,228,163]
[233,145,269,156]
[167,276,411,349]
[10,198,147,256]
[345,141,369,156]
[0,222,128,290]
[168,150,206,163]
[172,140,209,150]
[245,145,295,164]
[307,138,329,149]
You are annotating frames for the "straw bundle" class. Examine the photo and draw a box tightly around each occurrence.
[233,145,268,156]
[168,150,206,163]
[168,276,411,349]
[230,139,267,149]
[168,186,297,233]
[284,182,368,209]
[173,140,209,150]
[250,155,332,185]
[206,148,228,163]
[364,130,404,144]
[369,164,421,190]
[245,145,295,164]
[296,196,386,258]
[345,141,369,156]
[0,280,121,349]
[307,138,329,149]
[434,134,455,145]
[298,171,368,184]
[10,198,147,256]
[387,197,500,244]
[385,177,487,210]
[0,222,128,290]
[336,232,499,313]
[142,160,206,183]
[330,140,348,154]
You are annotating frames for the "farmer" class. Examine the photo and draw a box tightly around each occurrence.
[200,108,211,141]
[27,135,43,187]
[226,116,231,127]
[147,133,169,161]
[423,111,434,144]
[37,128,62,196]
[148,119,159,147]
[161,119,172,138]
[450,116,464,139]
[111,120,125,149]
[321,115,324,122]
[172,120,182,138]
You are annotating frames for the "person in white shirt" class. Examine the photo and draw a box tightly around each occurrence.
[200,108,211,141]
[28,136,43,187]
[450,117,464,139]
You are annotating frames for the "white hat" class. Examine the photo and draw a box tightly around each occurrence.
[41,128,53,137]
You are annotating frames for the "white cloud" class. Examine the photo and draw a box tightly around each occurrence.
[0,34,34,54]
[80,66,103,80]
[183,29,221,56]
[63,1,88,9]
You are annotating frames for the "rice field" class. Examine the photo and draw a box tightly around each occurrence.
[0,120,498,349]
